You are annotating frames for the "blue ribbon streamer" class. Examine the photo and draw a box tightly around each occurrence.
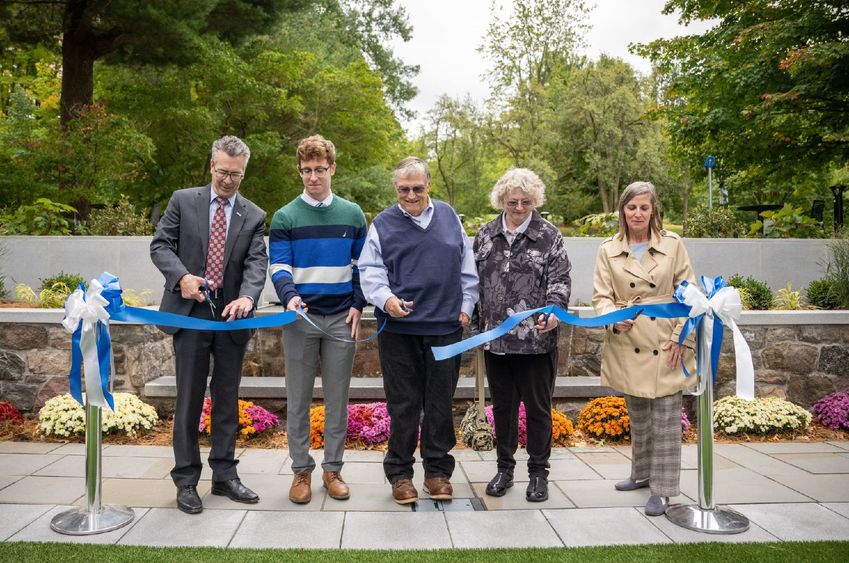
[432,302,691,361]
[674,276,728,385]
[69,323,83,404]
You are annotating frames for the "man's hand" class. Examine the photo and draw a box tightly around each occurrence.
[459,312,471,327]
[287,295,307,313]
[662,340,684,369]
[222,296,254,321]
[179,274,207,302]
[346,307,362,339]
[385,296,413,318]
[534,313,558,333]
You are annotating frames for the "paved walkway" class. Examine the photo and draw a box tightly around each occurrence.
[1,440,848,549]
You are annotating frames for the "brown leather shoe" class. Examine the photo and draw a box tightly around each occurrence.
[391,479,418,505]
[323,471,350,500]
[423,476,453,500]
[289,471,312,504]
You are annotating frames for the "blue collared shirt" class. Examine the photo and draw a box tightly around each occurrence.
[359,198,478,316]
[209,190,237,233]
[300,191,334,207]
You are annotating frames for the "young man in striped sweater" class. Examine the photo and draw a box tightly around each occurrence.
[269,135,367,504]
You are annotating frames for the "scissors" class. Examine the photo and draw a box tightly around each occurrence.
[201,278,216,319]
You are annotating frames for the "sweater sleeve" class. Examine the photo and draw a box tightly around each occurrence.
[268,207,298,306]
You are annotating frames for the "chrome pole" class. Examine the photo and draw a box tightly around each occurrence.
[51,322,134,535]
[666,343,749,534]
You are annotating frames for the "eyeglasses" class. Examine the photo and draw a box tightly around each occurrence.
[505,199,533,209]
[299,166,331,177]
[396,186,426,195]
[212,166,245,181]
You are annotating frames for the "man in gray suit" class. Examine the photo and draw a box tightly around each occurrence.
[150,135,268,514]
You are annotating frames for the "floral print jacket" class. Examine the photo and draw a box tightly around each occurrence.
[473,210,572,355]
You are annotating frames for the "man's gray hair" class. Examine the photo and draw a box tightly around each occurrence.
[489,168,546,209]
[393,156,430,184]
[211,135,251,165]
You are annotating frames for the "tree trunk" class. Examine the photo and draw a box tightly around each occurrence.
[597,178,610,213]
[682,176,690,236]
[60,0,96,126]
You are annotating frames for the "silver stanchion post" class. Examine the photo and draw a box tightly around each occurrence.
[665,361,749,533]
[51,323,134,535]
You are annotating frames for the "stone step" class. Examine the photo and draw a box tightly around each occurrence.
[144,375,618,400]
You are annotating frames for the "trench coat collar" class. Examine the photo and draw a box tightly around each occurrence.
[606,230,668,284]
[493,209,543,243]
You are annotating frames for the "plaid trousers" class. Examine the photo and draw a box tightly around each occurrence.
[625,392,682,497]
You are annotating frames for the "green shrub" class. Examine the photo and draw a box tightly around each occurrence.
[684,205,746,238]
[85,195,154,236]
[749,204,823,238]
[0,198,78,235]
[727,274,773,310]
[772,282,802,310]
[806,277,841,309]
[14,272,86,308]
[40,272,85,293]
[574,212,619,237]
[825,236,849,308]
[713,396,811,436]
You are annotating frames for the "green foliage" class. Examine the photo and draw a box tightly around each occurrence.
[85,196,154,236]
[713,396,811,436]
[574,212,619,237]
[39,272,85,294]
[684,206,746,238]
[772,283,802,311]
[823,236,849,309]
[806,278,841,310]
[749,204,823,238]
[0,198,78,235]
[727,274,773,310]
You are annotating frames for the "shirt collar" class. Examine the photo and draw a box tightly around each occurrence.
[301,191,333,207]
[501,212,533,237]
[210,189,237,207]
[399,197,434,220]
[494,210,542,242]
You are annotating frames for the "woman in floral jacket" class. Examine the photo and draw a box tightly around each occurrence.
[474,168,572,502]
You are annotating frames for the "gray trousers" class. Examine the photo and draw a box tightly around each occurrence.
[625,392,683,497]
[284,311,355,474]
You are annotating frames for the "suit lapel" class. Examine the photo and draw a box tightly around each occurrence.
[197,185,212,259]
[224,195,247,267]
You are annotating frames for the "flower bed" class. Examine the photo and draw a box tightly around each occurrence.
[198,397,279,438]
[714,396,812,435]
[811,392,849,431]
[37,393,158,437]
[309,402,392,448]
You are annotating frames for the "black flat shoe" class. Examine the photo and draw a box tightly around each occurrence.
[211,478,259,504]
[526,476,548,502]
[485,471,514,497]
[176,485,203,514]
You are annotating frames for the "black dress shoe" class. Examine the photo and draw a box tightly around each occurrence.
[526,475,548,502]
[176,485,203,514]
[485,471,514,497]
[211,478,260,504]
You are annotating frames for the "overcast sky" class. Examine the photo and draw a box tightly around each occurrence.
[391,0,716,133]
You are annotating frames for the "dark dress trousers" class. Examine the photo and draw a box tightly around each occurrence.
[150,185,267,487]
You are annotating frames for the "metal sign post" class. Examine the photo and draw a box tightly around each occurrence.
[704,156,716,209]
[665,353,749,533]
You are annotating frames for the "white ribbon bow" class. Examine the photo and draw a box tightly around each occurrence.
[680,283,755,400]
[62,279,113,409]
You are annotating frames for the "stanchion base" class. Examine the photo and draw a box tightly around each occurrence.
[50,505,134,535]
[666,504,749,534]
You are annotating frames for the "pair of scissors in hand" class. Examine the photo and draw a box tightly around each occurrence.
[201,278,216,319]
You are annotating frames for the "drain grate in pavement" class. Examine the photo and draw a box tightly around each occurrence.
[411,498,485,512]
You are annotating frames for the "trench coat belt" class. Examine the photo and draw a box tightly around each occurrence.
[613,295,676,309]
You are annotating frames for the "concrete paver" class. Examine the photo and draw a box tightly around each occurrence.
[118,507,245,547]
[1,440,848,549]
[731,502,849,541]
[544,507,671,546]
[342,512,451,549]
[446,510,562,548]
[9,505,148,544]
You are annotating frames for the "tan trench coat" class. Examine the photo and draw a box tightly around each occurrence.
[592,230,696,399]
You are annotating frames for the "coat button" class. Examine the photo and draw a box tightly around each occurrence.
[634,347,640,353]
[629,282,635,288]
[650,316,656,321]
[650,283,656,288]
[653,349,659,355]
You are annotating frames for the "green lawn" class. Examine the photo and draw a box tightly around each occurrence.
[1,541,847,562]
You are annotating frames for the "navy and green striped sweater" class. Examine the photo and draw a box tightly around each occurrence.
[269,196,367,314]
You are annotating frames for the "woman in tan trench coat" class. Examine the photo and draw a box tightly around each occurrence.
[592,181,695,516]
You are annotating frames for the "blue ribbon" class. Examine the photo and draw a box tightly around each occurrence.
[674,276,728,385]
[432,302,691,361]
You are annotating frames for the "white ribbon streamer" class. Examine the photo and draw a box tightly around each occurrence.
[62,279,113,409]
[681,284,755,401]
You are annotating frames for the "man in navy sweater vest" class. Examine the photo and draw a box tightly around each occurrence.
[359,156,479,505]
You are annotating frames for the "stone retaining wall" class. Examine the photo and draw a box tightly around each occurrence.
[2,309,847,413]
